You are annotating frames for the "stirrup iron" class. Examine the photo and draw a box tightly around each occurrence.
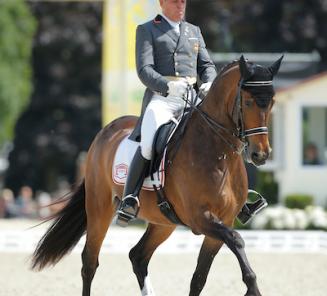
[237,190,268,224]
[116,195,140,227]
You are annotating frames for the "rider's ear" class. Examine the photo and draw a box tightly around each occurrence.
[239,55,253,80]
[268,55,284,76]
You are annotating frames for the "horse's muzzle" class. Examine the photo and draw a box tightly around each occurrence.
[251,150,269,166]
[244,143,270,166]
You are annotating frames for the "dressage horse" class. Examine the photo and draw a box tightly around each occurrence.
[31,55,282,296]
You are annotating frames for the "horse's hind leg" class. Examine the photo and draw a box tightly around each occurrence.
[189,236,224,296]
[200,212,261,296]
[129,223,176,296]
[81,189,115,296]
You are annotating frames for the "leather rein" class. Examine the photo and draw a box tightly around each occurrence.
[182,80,269,155]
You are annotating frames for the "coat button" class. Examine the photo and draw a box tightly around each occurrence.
[175,62,178,66]
[176,72,180,76]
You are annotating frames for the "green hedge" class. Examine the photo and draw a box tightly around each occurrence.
[284,194,314,209]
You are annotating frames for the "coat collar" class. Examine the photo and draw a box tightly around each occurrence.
[153,14,180,43]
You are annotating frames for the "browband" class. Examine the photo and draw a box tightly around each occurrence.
[243,81,273,87]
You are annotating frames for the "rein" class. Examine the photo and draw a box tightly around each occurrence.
[182,80,269,154]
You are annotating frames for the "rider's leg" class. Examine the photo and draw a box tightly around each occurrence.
[116,146,150,226]
[117,96,177,226]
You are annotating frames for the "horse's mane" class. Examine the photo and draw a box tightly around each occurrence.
[217,59,239,78]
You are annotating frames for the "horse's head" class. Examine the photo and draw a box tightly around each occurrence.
[235,55,283,166]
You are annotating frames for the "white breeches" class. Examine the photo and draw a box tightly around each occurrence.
[140,92,192,160]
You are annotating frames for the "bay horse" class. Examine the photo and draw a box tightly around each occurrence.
[31,55,282,296]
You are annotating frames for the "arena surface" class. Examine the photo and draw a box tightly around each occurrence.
[0,220,326,296]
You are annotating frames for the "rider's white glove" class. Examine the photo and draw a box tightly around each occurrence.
[199,81,212,95]
[167,79,188,97]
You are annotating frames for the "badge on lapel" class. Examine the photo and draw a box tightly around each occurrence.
[188,36,199,53]
[193,42,199,53]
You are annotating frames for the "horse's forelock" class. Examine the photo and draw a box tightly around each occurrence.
[242,64,275,108]
[215,60,275,108]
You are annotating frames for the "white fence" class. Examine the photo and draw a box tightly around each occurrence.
[0,224,326,254]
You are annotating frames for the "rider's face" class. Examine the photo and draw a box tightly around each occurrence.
[160,0,186,22]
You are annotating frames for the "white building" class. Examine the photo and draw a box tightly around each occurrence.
[264,72,327,205]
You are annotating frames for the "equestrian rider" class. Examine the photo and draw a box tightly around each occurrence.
[117,0,267,226]
[116,0,217,226]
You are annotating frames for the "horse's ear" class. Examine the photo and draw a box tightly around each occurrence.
[268,55,284,76]
[239,55,253,80]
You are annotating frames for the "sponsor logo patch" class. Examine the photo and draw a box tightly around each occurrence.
[114,163,128,179]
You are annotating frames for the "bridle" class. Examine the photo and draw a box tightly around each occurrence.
[232,79,271,139]
[183,78,272,154]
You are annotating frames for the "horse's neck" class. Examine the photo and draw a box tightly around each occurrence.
[200,67,240,126]
[185,68,242,160]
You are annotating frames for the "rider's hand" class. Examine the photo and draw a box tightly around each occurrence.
[167,79,188,97]
[199,81,212,95]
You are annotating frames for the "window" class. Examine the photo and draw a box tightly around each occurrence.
[302,107,327,166]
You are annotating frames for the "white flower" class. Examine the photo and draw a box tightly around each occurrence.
[251,213,268,229]
[292,209,309,230]
[248,205,327,230]
[265,206,284,220]
[271,218,284,230]
[306,206,327,229]
[282,208,297,229]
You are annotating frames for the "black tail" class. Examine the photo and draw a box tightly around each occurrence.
[31,180,87,270]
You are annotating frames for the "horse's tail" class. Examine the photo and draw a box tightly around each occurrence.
[31,180,87,271]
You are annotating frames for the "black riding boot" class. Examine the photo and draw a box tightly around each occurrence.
[116,147,150,227]
[237,190,268,224]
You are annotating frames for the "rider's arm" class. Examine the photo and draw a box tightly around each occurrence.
[135,24,169,96]
[196,27,217,83]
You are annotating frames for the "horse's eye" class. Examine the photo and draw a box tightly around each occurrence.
[245,100,253,107]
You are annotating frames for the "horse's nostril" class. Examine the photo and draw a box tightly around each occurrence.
[251,151,267,161]
[252,152,260,159]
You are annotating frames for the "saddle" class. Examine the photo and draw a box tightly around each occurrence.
[148,113,191,225]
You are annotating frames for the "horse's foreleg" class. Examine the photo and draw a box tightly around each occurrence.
[129,223,176,296]
[200,211,261,296]
[189,236,224,296]
[81,190,114,296]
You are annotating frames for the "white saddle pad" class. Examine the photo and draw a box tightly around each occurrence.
[112,136,165,191]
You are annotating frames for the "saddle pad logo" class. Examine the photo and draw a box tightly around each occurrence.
[112,135,168,191]
[114,163,128,179]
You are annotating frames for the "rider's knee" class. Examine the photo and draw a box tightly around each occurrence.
[141,146,152,160]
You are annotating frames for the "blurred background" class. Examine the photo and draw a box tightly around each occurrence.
[0,1,326,295]
[0,0,326,231]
